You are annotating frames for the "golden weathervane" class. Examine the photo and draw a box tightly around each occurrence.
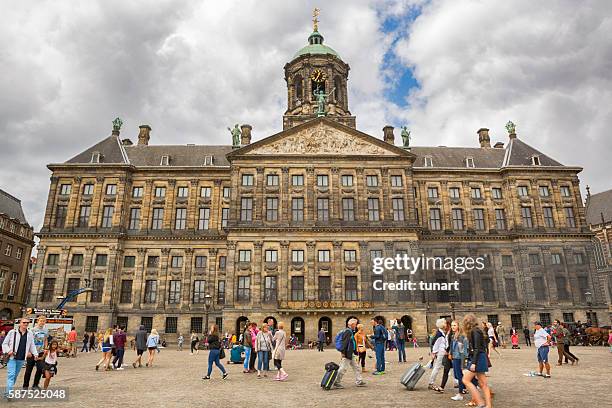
[313,7,320,31]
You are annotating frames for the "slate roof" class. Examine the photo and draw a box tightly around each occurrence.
[410,146,506,168]
[0,189,29,225]
[66,135,128,164]
[124,145,233,167]
[585,189,612,225]
[502,138,563,167]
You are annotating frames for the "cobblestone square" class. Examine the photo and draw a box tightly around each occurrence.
[2,346,610,407]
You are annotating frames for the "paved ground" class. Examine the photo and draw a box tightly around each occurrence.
[1,345,610,407]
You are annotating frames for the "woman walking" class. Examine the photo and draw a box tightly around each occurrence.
[202,324,228,380]
[81,332,90,353]
[462,314,492,408]
[248,323,259,372]
[89,331,96,352]
[486,322,501,356]
[354,323,371,373]
[272,322,288,381]
[255,323,273,378]
[146,329,160,367]
[190,331,199,355]
[427,318,448,393]
[95,328,113,371]
[449,320,468,402]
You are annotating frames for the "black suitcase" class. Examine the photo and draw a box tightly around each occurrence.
[321,362,340,390]
[400,362,426,390]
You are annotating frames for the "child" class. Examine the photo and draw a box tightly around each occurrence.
[43,340,59,389]
[178,334,184,351]
[608,329,612,353]
[511,332,520,349]
[412,336,419,348]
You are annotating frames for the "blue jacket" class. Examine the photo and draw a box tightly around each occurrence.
[373,324,387,344]
[339,328,356,357]
[450,335,468,360]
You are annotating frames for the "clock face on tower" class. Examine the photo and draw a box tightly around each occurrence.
[310,69,326,83]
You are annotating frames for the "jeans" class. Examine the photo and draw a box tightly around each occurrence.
[397,339,406,362]
[375,342,385,372]
[81,342,89,352]
[243,347,251,370]
[317,341,324,352]
[23,356,44,388]
[336,356,362,385]
[452,359,465,393]
[6,359,25,396]
[524,335,531,347]
[112,348,125,368]
[257,351,270,371]
[207,348,226,376]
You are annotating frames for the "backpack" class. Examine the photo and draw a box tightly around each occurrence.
[335,329,348,351]
[398,326,406,340]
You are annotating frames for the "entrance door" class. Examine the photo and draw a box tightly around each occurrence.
[291,317,305,344]
[318,317,332,344]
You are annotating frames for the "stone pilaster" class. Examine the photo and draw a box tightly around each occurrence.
[306,241,316,300]
[332,241,343,300]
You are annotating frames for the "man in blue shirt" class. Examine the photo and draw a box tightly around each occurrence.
[372,318,387,375]
[23,315,48,389]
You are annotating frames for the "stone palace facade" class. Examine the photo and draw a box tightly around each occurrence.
[30,25,608,341]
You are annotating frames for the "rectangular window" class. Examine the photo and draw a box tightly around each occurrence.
[41,278,55,302]
[449,187,460,199]
[495,209,506,230]
[533,277,546,300]
[543,207,555,227]
[292,250,304,263]
[466,157,475,168]
[471,187,482,199]
[6,273,17,297]
[370,249,383,261]
[154,186,166,198]
[192,280,205,303]
[90,279,104,302]
[366,175,379,187]
[560,186,571,197]
[117,316,129,331]
[473,208,485,230]
[71,254,83,266]
[342,198,355,221]
[237,276,250,302]
[452,208,464,230]
[292,198,304,221]
[317,198,329,221]
[565,207,576,227]
[291,276,304,301]
[292,174,304,186]
[501,255,513,267]
[144,280,157,303]
[390,175,403,187]
[147,256,159,268]
[392,198,405,221]
[120,280,132,303]
[128,208,141,230]
[517,185,529,197]
[318,250,330,262]
[424,156,433,167]
[266,174,279,186]
[562,312,574,323]
[200,186,212,198]
[218,256,226,270]
[264,276,277,302]
[317,174,329,187]
[54,205,67,228]
[492,187,502,199]
[521,207,533,228]
[556,277,569,300]
[123,256,135,268]
[221,208,229,228]
[240,198,253,221]
[105,184,117,195]
[59,184,71,195]
[574,253,585,264]
[341,175,353,187]
[15,248,22,260]
[223,187,231,198]
[266,198,278,221]
[482,278,496,301]
[174,208,187,229]
[505,278,518,301]
[239,250,251,263]
[66,278,80,301]
[85,316,99,333]
[177,186,189,198]
[265,250,278,263]
[487,315,499,326]
[151,208,164,230]
[95,254,107,266]
[195,256,207,269]
[429,208,442,230]
[171,256,183,268]
[101,206,114,228]
[511,314,523,331]
[83,184,94,195]
[132,186,143,198]
[539,186,550,197]
[529,253,541,265]
[344,250,357,263]
[318,276,331,300]
[551,253,562,265]
[427,187,439,198]
[217,280,225,305]
[198,208,210,230]
[165,317,178,334]
[241,174,254,186]
[367,198,380,221]
[578,276,589,301]
[78,205,91,227]
[437,278,450,302]
[47,254,59,266]
[190,317,203,334]
[345,276,358,300]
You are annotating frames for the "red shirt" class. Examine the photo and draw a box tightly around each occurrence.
[67,330,77,342]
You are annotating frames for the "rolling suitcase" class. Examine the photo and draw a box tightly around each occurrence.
[230,345,244,364]
[321,362,340,390]
[400,361,426,390]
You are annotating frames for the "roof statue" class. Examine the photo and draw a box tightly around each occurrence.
[112,117,123,131]
[313,7,320,31]
[228,124,241,147]
[313,87,335,117]
[505,120,516,134]
[401,126,411,148]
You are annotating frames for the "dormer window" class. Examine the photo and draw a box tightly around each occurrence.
[466,157,475,168]
[203,155,214,166]
[91,152,101,163]
[160,155,170,166]
[532,155,541,165]
[424,156,433,167]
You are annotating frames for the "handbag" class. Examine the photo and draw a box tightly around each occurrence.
[219,347,226,359]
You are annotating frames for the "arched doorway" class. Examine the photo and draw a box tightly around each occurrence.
[291,317,305,344]
[0,308,12,320]
[374,315,386,326]
[236,316,249,336]
[264,316,277,330]
[401,315,413,339]
[318,317,332,344]
[345,316,359,327]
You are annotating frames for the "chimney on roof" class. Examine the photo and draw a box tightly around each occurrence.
[477,128,491,148]
[383,125,395,145]
[122,138,133,146]
[240,124,252,146]
[138,125,151,146]
[493,141,504,149]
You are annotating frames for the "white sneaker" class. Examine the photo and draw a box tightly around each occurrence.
[116,367,125,370]
[451,394,464,401]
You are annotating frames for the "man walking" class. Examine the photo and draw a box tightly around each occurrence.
[23,315,48,389]
[552,319,576,365]
[372,318,387,375]
[317,328,326,352]
[534,321,551,378]
[497,322,507,349]
[393,319,407,363]
[112,326,127,370]
[333,318,365,389]
[523,326,531,347]
[2,318,38,398]
[67,326,78,357]
[132,325,147,368]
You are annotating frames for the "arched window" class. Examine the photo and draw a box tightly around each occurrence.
[294,75,303,102]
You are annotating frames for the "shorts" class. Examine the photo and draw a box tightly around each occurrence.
[274,359,282,369]
[537,346,549,363]
[148,346,157,351]
[467,352,489,373]
[137,349,145,356]
[101,346,111,353]
[44,363,58,377]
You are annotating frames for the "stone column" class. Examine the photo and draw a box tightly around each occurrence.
[356,168,365,221]
[55,246,71,298]
[405,169,417,225]
[380,168,391,221]
[157,248,171,309]
[182,248,194,310]
[66,176,82,229]
[133,248,147,309]
[43,176,59,230]
[331,167,340,221]
[141,180,154,231]
[225,241,237,307]
[164,179,177,230]
[252,241,263,305]
[280,241,290,301]
[188,179,199,230]
[281,167,290,225]
[255,167,265,224]
[107,245,121,311]
[384,241,395,304]
[91,176,106,228]
[332,241,343,300]
[212,179,223,230]
[229,168,240,223]
[208,248,218,304]
[80,246,95,307]
[306,241,316,301]
[306,167,315,225]
[31,245,47,307]
[358,241,370,301]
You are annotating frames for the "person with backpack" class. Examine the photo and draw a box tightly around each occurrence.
[332,318,366,389]
[393,319,407,363]
[372,318,387,375]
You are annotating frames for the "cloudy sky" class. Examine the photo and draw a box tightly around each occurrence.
[1,0,611,232]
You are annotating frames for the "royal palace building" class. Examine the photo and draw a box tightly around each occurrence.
[31,25,609,341]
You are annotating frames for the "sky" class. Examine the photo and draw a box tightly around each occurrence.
[1,0,611,233]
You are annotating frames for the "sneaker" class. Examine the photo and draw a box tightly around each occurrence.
[451,394,464,401]
[116,367,124,370]
[332,383,344,389]
[373,371,385,375]
[543,374,551,378]
[356,381,366,387]
[279,373,288,381]
[222,373,229,380]
[202,375,210,380]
